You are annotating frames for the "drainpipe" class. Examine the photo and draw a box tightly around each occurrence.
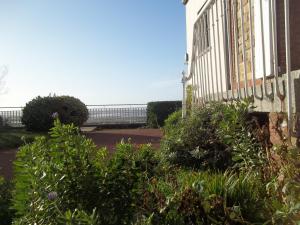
[182,71,187,118]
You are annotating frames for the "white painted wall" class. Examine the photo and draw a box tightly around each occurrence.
[186,0,208,64]
[184,0,273,99]
[185,0,227,98]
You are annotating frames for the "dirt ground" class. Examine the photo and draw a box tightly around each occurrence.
[0,129,163,180]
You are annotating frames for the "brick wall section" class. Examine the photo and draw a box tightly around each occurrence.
[237,0,252,82]
[275,0,300,74]
[269,112,300,147]
[228,0,253,88]
[269,112,289,145]
[229,0,300,89]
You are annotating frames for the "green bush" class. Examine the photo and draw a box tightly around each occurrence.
[12,119,100,224]
[10,114,298,224]
[161,101,264,171]
[0,129,42,149]
[21,95,88,131]
[0,176,15,225]
[0,115,3,129]
[12,119,159,225]
[147,101,182,128]
[58,208,99,225]
[185,85,193,115]
[161,104,231,170]
[212,101,265,170]
[139,170,268,225]
[163,110,182,137]
[266,144,300,224]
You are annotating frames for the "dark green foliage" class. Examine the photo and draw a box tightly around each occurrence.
[12,119,100,223]
[94,142,142,224]
[0,115,3,129]
[161,101,264,171]
[138,170,268,225]
[163,110,182,137]
[0,128,42,149]
[9,102,299,224]
[185,85,192,115]
[161,104,231,170]
[22,95,88,131]
[12,119,159,225]
[0,177,15,225]
[266,144,300,224]
[147,101,182,128]
[212,101,265,170]
[58,208,99,225]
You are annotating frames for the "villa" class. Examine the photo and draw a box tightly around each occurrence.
[182,0,300,145]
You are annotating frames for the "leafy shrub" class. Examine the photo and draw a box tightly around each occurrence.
[94,142,143,224]
[161,101,264,171]
[22,95,88,131]
[139,170,268,225]
[138,170,264,224]
[212,101,265,170]
[58,208,99,225]
[265,144,300,224]
[0,129,41,149]
[185,85,193,115]
[161,104,231,170]
[12,119,159,225]
[12,119,100,224]
[0,176,15,225]
[163,110,182,137]
[147,101,182,128]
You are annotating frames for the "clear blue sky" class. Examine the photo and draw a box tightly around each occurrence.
[0,0,186,106]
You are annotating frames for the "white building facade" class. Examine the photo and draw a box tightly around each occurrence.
[182,0,300,143]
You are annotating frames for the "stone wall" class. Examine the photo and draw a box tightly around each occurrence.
[268,112,300,147]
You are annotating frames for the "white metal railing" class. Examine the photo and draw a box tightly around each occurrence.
[85,104,147,125]
[0,107,23,127]
[186,0,292,137]
[0,104,147,127]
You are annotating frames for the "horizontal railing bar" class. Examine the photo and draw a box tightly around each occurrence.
[0,105,148,127]
[86,104,147,106]
[0,104,147,109]
[0,107,23,109]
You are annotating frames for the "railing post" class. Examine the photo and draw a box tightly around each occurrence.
[240,0,249,98]
[284,0,292,140]
[259,0,274,100]
[211,2,220,101]
[233,0,242,99]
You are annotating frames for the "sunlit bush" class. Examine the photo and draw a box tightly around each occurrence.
[22,95,88,131]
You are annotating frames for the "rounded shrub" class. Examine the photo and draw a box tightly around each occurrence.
[161,104,231,170]
[147,101,182,128]
[22,95,88,131]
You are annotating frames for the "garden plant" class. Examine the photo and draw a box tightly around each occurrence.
[1,100,298,224]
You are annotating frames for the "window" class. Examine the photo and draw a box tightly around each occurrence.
[204,13,210,50]
[197,12,210,54]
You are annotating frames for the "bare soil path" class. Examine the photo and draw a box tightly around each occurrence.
[0,129,163,180]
